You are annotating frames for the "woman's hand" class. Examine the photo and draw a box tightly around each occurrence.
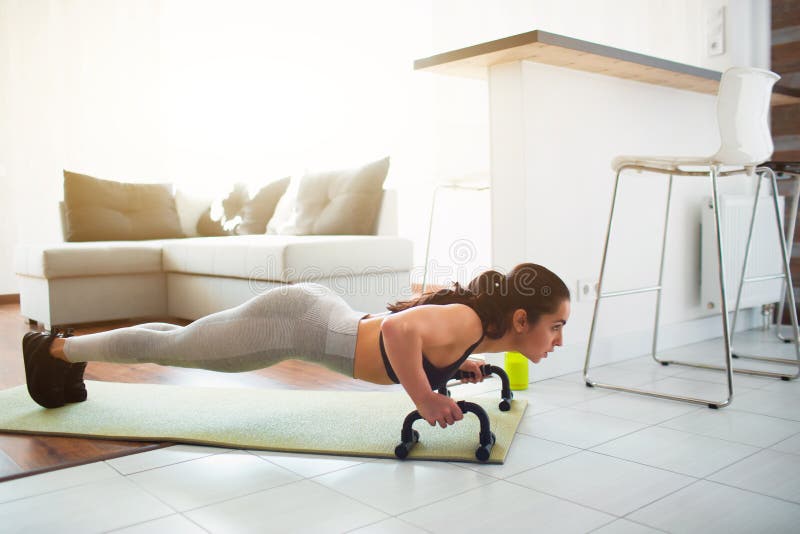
[416,392,463,428]
[458,358,485,384]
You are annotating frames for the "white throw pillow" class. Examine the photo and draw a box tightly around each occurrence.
[265,157,389,236]
[172,189,216,238]
[265,175,306,235]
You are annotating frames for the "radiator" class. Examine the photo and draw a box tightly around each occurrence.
[701,194,787,311]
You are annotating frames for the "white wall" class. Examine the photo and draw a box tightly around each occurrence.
[424,0,770,370]
[497,62,759,347]
[0,0,773,309]
[0,0,166,294]
[0,0,434,294]
[424,0,773,224]
[424,0,773,254]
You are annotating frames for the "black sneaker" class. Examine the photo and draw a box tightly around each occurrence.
[53,328,87,403]
[22,330,71,408]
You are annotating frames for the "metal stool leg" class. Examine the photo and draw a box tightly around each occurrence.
[775,171,800,342]
[767,167,800,374]
[725,168,800,374]
[730,172,764,341]
[650,175,674,365]
[711,165,735,405]
[583,167,623,384]
[584,166,733,408]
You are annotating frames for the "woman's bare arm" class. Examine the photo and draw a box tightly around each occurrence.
[380,304,482,427]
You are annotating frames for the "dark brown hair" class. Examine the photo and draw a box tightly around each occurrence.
[387,263,570,339]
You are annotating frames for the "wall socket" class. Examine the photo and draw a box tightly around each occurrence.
[577,278,599,302]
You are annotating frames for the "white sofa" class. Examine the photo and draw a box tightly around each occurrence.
[15,190,413,329]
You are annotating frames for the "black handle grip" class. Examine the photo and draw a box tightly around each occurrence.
[452,364,492,381]
[395,400,496,462]
[447,364,514,412]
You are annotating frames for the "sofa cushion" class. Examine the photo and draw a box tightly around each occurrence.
[266,157,389,235]
[15,242,165,278]
[63,171,185,242]
[174,189,215,238]
[195,183,249,237]
[161,235,413,282]
[195,178,291,236]
[236,177,291,235]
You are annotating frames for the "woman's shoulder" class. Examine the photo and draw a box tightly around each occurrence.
[395,303,483,340]
[398,302,477,316]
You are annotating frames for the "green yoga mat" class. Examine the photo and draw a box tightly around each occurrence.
[0,381,526,463]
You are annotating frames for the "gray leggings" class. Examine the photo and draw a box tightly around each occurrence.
[63,283,368,377]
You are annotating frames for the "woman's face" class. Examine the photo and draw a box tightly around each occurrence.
[516,299,570,364]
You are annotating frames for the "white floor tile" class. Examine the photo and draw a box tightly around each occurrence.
[452,433,579,479]
[250,450,366,478]
[571,390,701,424]
[729,388,800,421]
[601,356,686,380]
[109,514,207,533]
[659,408,800,447]
[186,479,386,533]
[349,517,430,533]
[507,451,695,516]
[708,449,800,503]
[771,432,800,455]
[591,426,758,477]
[637,376,754,404]
[657,338,798,379]
[127,450,300,512]
[399,480,613,533]
[628,480,800,534]
[7,328,800,534]
[670,366,775,389]
[590,519,664,534]
[760,378,800,397]
[517,408,648,449]
[728,329,800,362]
[478,387,561,415]
[563,364,677,388]
[519,379,615,407]
[0,477,173,534]
[106,444,230,475]
[313,459,494,515]
[0,461,121,504]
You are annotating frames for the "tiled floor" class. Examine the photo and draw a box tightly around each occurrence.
[2,328,800,533]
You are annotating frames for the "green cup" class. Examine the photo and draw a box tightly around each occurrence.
[504,351,529,390]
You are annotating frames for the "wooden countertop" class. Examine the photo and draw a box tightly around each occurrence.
[414,30,798,106]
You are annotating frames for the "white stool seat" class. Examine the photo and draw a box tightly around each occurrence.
[611,155,718,172]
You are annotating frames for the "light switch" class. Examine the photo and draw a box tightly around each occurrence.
[707,5,725,57]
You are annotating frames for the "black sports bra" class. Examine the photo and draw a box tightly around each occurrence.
[379,331,485,390]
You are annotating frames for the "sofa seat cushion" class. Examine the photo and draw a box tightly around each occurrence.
[15,241,167,279]
[161,235,413,282]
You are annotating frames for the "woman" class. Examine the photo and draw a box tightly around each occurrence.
[23,263,570,428]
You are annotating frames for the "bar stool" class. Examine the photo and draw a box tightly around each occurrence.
[583,67,800,409]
